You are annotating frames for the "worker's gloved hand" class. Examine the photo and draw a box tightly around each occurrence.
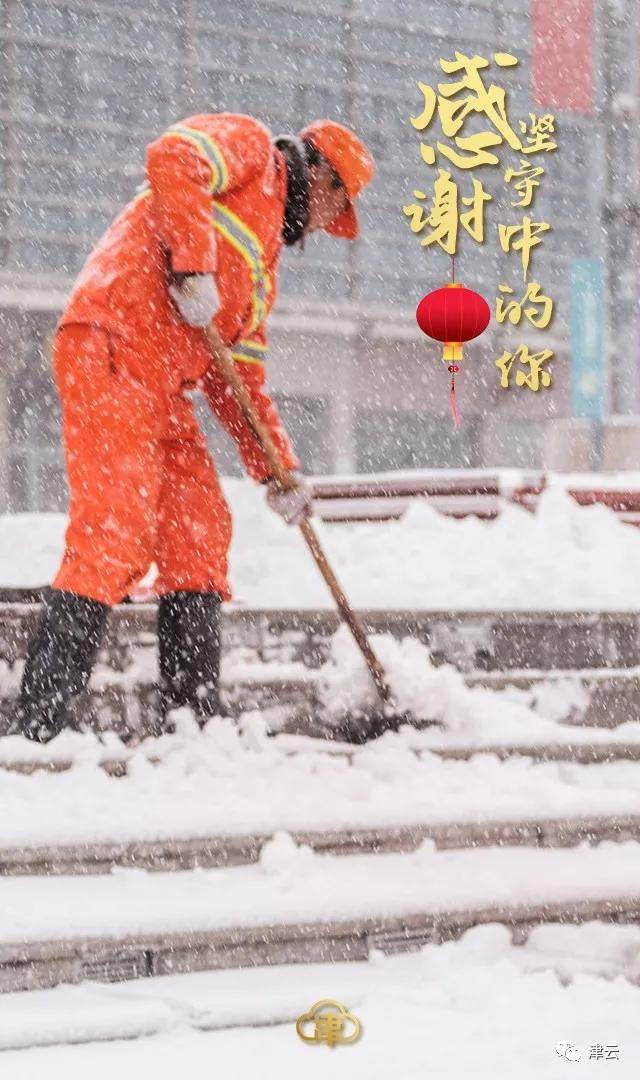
[266,473,313,525]
[169,272,220,327]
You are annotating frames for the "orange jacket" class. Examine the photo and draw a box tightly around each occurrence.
[60,113,298,480]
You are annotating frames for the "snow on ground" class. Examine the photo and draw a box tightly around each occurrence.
[1,925,639,1075]
[2,840,640,943]
[3,476,640,609]
[2,721,640,849]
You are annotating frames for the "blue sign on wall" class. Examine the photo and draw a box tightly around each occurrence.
[570,258,605,420]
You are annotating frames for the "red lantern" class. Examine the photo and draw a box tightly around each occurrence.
[416,283,491,428]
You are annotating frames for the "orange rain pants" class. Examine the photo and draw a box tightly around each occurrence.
[53,323,236,605]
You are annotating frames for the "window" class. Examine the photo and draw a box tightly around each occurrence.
[7,325,67,511]
[194,392,330,476]
[356,408,480,471]
[272,393,331,474]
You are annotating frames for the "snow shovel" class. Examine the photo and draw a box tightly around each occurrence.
[202,325,408,737]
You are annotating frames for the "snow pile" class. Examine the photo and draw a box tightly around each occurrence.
[510,676,592,724]
[258,831,316,887]
[317,628,466,723]
[3,477,640,610]
[522,922,640,985]
[410,920,640,987]
[235,478,640,610]
[315,625,594,738]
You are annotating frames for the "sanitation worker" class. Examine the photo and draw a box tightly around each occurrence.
[15,114,374,742]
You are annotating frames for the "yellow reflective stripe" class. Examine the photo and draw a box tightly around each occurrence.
[231,340,267,365]
[163,132,222,192]
[133,181,152,200]
[165,125,229,192]
[211,202,270,334]
[131,179,270,336]
[239,338,267,351]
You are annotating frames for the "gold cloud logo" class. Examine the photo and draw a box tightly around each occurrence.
[296,999,362,1048]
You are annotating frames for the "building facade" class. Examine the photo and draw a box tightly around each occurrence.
[0,0,638,512]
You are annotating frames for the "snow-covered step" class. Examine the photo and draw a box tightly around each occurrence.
[0,673,315,740]
[4,601,640,674]
[0,960,375,1051]
[5,600,640,742]
[7,739,640,772]
[2,725,640,871]
[2,721,640,777]
[176,665,640,729]
[465,667,640,728]
[4,933,640,1065]
[4,924,640,1052]
[5,668,639,736]
[2,814,640,876]
[1,841,640,992]
[0,983,172,1052]
[434,741,640,763]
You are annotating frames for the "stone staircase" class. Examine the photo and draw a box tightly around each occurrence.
[2,595,640,1024]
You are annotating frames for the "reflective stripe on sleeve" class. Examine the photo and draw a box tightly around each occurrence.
[231,339,268,365]
[164,124,229,193]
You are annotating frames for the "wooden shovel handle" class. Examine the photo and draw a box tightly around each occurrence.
[297,517,392,702]
[203,326,295,490]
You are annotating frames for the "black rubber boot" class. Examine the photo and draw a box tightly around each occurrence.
[157,590,222,731]
[14,588,109,743]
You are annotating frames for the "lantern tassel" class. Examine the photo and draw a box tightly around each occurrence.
[448,364,461,429]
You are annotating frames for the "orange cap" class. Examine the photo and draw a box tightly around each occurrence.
[300,119,375,239]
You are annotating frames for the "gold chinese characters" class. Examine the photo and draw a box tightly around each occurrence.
[403,51,559,392]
